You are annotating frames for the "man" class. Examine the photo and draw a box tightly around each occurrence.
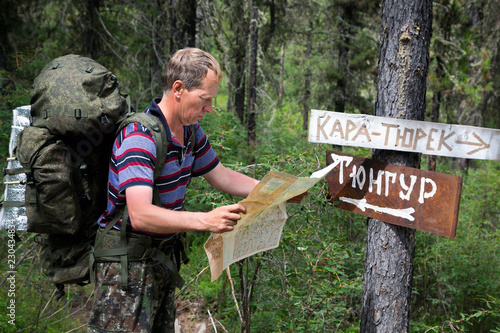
[87,48,260,332]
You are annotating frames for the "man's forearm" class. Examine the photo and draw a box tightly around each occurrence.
[204,163,259,197]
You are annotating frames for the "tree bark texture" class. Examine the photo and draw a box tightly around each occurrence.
[170,0,196,51]
[428,3,452,171]
[83,0,100,59]
[302,21,312,131]
[247,5,258,148]
[150,0,168,95]
[361,1,433,332]
[331,1,355,151]
[227,0,248,123]
[277,42,284,108]
[333,2,354,115]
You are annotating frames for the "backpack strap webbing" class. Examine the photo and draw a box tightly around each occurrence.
[117,112,168,180]
[1,166,36,207]
[89,206,186,289]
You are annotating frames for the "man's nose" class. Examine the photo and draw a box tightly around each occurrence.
[203,104,213,113]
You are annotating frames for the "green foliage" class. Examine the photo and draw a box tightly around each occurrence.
[0,233,92,332]
[0,51,46,179]
[427,0,495,127]
[412,295,500,332]
[412,160,500,332]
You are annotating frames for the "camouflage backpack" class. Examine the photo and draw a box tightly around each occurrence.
[5,54,169,295]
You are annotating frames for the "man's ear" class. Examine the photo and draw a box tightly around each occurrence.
[172,80,184,98]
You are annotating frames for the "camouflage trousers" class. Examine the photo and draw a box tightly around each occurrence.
[87,254,177,333]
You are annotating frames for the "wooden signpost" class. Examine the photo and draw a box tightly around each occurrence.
[309,110,500,161]
[303,110,497,238]
[325,151,462,238]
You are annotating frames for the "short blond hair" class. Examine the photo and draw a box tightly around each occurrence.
[163,48,222,92]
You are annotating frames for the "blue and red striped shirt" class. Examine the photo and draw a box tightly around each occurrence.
[97,98,219,237]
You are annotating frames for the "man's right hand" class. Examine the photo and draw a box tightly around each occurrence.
[202,203,247,233]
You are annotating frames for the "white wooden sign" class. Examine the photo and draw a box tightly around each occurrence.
[309,110,500,160]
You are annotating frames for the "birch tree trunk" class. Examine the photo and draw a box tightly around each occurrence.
[361,1,433,332]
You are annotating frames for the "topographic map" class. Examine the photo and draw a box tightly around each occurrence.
[204,165,334,281]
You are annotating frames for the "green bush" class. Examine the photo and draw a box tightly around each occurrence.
[0,233,93,332]
[412,160,500,332]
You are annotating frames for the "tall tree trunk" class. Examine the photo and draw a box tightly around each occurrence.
[302,21,312,131]
[0,0,18,72]
[428,1,455,171]
[83,0,100,59]
[490,24,500,129]
[260,0,276,51]
[428,56,443,172]
[277,42,284,108]
[269,0,275,35]
[150,0,168,95]
[233,50,247,123]
[247,5,258,152]
[334,1,354,115]
[457,0,482,174]
[185,0,197,47]
[170,0,197,50]
[229,0,249,123]
[361,1,433,332]
[0,0,18,113]
[428,88,440,171]
[170,0,180,51]
[332,1,355,151]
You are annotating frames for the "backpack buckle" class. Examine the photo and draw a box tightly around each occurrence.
[101,115,110,126]
[26,172,34,185]
[74,109,82,119]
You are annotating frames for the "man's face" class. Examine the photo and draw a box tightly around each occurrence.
[178,69,219,125]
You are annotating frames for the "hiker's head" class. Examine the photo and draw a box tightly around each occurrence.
[163,48,222,94]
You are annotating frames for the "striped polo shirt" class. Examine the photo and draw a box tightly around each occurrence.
[97,98,219,237]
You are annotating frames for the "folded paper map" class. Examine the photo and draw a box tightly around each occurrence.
[204,164,336,281]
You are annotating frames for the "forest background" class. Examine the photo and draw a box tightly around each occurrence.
[0,0,499,332]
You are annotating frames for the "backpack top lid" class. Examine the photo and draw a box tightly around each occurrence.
[30,54,130,140]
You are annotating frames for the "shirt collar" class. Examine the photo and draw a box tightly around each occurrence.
[144,98,194,147]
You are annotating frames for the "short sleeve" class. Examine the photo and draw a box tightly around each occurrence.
[191,123,219,177]
[112,123,157,193]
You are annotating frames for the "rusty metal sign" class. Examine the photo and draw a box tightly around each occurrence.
[309,110,500,160]
[325,151,463,238]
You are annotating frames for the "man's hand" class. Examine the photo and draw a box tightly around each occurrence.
[202,203,247,233]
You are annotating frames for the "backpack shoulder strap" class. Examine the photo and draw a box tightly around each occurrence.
[116,112,167,207]
[91,113,167,289]
[117,112,167,181]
